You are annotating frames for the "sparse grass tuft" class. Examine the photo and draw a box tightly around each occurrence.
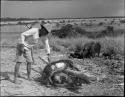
[99,35,124,56]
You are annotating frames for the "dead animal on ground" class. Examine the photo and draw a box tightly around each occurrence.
[38,57,92,89]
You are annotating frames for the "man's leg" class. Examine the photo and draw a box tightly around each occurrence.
[14,62,21,83]
[24,47,34,80]
[14,43,23,83]
[27,62,32,80]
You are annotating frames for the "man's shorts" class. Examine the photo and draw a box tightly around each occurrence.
[16,43,33,63]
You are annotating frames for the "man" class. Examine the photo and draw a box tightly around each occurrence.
[14,21,52,84]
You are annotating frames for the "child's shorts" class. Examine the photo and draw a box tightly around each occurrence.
[16,43,33,63]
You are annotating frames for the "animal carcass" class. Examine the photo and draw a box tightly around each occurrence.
[40,59,91,88]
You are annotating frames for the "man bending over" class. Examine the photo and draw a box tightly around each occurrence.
[14,21,52,84]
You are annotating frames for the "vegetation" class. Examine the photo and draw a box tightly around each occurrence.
[1,18,124,96]
[1,16,124,21]
[120,19,125,23]
[0,17,45,21]
[51,24,124,39]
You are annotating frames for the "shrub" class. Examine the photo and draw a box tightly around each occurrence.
[106,26,114,32]
[55,22,60,28]
[52,24,73,38]
[120,19,125,23]
[99,37,124,56]
[74,26,87,35]
[52,23,124,39]
[51,24,85,38]
[98,26,114,37]
[50,35,124,57]
[98,22,104,26]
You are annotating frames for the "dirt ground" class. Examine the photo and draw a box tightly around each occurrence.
[0,48,124,96]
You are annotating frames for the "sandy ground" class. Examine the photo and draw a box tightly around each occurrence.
[0,48,124,96]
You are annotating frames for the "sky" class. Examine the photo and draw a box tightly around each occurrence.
[1,0,125,18]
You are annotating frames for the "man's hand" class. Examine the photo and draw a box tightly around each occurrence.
[32,57,37,65]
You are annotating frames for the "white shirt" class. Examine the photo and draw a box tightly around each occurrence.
[19,27,50,54]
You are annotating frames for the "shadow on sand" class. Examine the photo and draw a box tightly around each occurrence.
[0,71,30,83]
[34,75,82,94]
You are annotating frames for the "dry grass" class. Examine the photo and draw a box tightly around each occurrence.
[49,35,124,56]
[1,34,124,56]
[99,35,124,55]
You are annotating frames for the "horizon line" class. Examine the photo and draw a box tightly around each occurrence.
[1,0,73,1]
[1,16,125,19]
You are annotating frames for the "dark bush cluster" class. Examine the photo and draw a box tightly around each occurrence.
[120,19,125,23]
[98,22,105,26]
[51,24,86,38]
[69,41,101,59]
[88,26,123,38]
[51,24,124,39]
[102,48,116,59]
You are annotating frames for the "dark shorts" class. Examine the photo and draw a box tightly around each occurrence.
[16,43,33,63]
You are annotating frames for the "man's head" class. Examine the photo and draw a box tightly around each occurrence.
[39,21,49,37]
[40,20,46,26]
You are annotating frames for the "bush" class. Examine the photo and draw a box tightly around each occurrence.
[98,22,104,26]
[52,24,124,39]
[74,26,88,35]
[120,19,125,23]
[49,36,92,53]
[51,24,85,38]
[51,24,73,38]
[100,37,124,56]
[50,35,124,57]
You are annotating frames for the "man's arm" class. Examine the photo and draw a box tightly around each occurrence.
[45,37,50,55]
[45,37,51,62]
[31,47,36,64]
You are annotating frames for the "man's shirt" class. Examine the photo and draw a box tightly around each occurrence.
[21,28,39,48]
[18,27,50,54]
